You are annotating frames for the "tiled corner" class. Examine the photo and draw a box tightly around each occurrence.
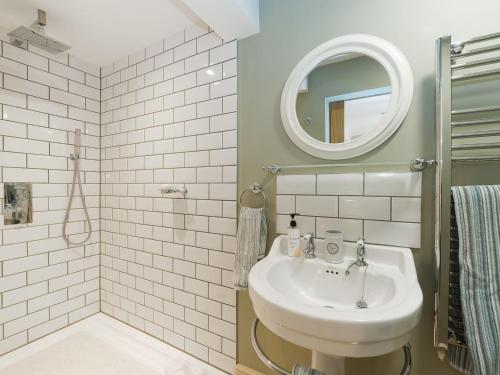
[276,172,422,248]
[0,40,100,355]
[0,24,237,373]
[99,27,237,372]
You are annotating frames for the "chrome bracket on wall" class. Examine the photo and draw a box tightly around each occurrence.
[251,318,412,375]
[410,158,438,171]
[262,164,282,174]
[159,185,188,196]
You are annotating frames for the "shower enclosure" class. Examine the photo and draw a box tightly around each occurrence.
[0,10,238,374]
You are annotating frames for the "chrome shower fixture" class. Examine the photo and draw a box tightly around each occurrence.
[7,9,70,54]
[63,129,92,246]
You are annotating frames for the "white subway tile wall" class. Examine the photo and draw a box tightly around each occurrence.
[100,24,237,373]
[276,172,422,248]
[0,41,100,354]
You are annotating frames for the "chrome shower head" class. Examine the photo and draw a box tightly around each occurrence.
[7,9,70,54]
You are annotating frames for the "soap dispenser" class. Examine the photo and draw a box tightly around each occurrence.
[287,213,301,256]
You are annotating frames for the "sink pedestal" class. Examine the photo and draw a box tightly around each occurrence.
[312,351,345,375]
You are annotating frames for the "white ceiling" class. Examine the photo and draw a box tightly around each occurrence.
[0,0,202,67]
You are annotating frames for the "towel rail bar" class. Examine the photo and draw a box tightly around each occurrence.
[452,118,500,126]
[251,318,412,375]
[452,142,500,150]
[451,67,500,82]
[451,105,500,115]
[452,130,500,139]
[262,158,436,175]
[452,55,500,70]
[452,156,500,162]
[451,44,500,59]
[435,31,500,363]
[452,31,500,47]
[251,319,292,375]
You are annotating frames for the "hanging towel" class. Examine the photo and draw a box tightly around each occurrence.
[291,364,326,375]
[447,194,474,374]
[234,206,267,289]
[451,185,500,375]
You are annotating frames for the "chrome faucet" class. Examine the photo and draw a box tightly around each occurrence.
[345,237,369,309]
[345,237,368,276]
[303,233,316,259]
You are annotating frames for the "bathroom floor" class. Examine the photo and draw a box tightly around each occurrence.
[0,314,224,375]
[1,332,163,375]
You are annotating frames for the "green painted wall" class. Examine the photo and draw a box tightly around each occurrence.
[296,56,389,141]
[237,0,500,374]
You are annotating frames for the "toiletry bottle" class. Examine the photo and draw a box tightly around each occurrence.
[287,213,301,256]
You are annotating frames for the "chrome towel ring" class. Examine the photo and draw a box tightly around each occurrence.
[239,183,266,208]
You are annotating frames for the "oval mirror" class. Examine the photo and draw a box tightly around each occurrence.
[281,35,414,160]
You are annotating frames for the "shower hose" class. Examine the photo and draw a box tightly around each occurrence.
[62,129,92,245]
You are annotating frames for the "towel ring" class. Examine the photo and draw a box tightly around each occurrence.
[239,183,266,208]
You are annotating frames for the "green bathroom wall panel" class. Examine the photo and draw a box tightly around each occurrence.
[237,0,500,374]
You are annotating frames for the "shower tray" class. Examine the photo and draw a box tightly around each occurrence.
[0,313,224,375]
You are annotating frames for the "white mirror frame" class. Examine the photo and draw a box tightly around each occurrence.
[281,34,414,160]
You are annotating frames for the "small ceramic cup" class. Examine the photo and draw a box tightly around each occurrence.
[324,230,344,263]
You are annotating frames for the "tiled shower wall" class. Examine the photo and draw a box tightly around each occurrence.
[99,23,237,372]
[0,41,101,354]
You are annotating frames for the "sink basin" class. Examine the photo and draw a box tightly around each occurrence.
[248,236,423,358]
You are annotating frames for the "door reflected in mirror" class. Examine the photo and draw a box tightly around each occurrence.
[296,53,391,144]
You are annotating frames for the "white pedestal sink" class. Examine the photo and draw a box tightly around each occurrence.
[248,236,423,374]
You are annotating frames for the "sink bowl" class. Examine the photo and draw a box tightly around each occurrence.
[248,236,423,358]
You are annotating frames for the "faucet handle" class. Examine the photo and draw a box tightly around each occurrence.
[356,237,367,261]
[356,236,365,247]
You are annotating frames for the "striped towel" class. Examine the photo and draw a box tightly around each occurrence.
[233,207,267,289]
[452,186,500,375]
[292,364,325,375]
[448,195,474,374]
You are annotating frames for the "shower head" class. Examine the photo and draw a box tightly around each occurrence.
[71,129,82,160]
[7,9,70,54]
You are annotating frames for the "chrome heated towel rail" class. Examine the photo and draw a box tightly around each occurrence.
[434,31,500,359]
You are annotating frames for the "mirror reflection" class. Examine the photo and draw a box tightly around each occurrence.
[296,53,391,144]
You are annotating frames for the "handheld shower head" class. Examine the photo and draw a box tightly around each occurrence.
[64,128,92,245]
[71,129,82,159]
[75,128,82,145]
[7,9,70,54]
